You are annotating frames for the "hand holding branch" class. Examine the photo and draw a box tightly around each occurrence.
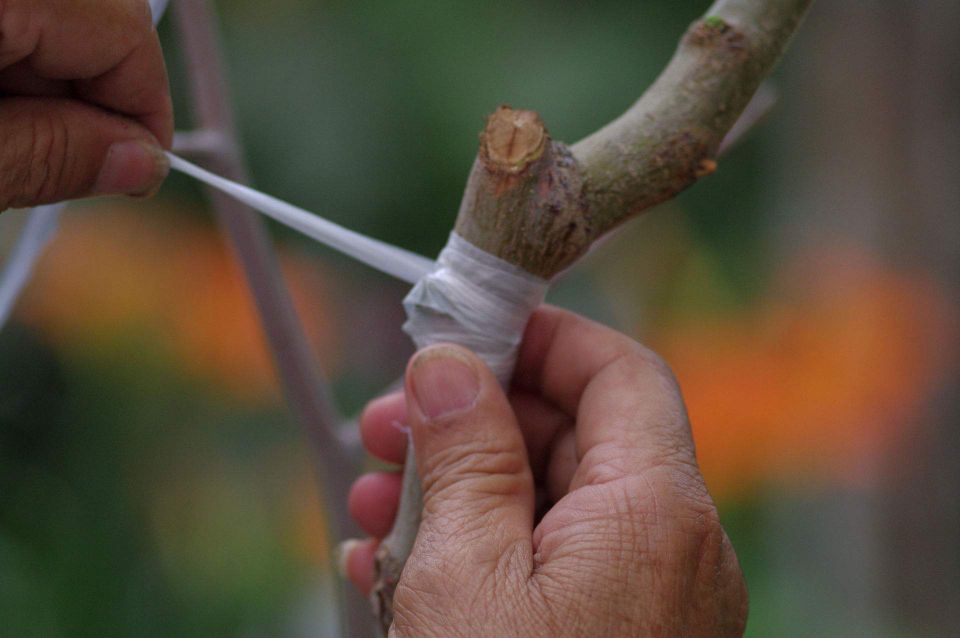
[345,307,748,636]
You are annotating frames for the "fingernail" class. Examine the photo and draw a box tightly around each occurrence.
[335,539,361,578]
[410,346,480,420]
[95,140,169,197]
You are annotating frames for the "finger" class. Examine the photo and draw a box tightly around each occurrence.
[515,306,697,486]
[347,472,402,539]
[405,344,534,575]
[0,98,169,210]
[359,387,572,479]
[73,23,173,147]
[359,392,408,465]
[545,428,577,503]
[0,60,73,97]
[0,0,173,145]
[507,390,572,483]
[339,538,378,596]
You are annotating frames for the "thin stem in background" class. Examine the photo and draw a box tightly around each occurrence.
[172,1,369,636]
[0,204,64,330]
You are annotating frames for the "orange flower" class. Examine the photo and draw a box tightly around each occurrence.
[17,201,340,405]
[653,245,958,499]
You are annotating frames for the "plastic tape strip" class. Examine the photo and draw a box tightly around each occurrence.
[167,153,434,285]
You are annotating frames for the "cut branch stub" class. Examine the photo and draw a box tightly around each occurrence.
[454,106,590,279]
[482,106,547,172]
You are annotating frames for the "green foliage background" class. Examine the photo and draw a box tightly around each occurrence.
[2,1,952,636]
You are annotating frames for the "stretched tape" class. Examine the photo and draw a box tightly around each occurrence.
[167,153,434,284]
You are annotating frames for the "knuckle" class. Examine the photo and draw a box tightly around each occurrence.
[607,341,685,415]
[20,110,69,206]
[91,0,154,59]
[420,438,527,501]
[620,340,683,395]
[638,343,679,384]
[0,106,66,208]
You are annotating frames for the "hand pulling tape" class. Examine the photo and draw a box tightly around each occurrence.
[0,0,171,332]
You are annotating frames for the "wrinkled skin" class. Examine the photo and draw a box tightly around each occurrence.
[345,306,748,637]
[0,0,171,212]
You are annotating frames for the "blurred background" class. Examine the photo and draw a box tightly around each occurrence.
[1,0,957,635]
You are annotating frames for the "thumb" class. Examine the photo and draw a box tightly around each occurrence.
[404,344,535,569]
[0,97,169,211]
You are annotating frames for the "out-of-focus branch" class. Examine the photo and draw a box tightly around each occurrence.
[0,204,63,330]
[718,81,778,155]
[172,2,369,636]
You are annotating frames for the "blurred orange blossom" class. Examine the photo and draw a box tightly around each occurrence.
[15,201,341,405]
[12,204,959,500]
[654,245,958,498]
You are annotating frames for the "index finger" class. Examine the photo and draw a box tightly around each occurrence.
[0,0,173,145]
[514,306,698,482]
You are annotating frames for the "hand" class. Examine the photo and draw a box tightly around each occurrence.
[0,0,172,211]
[344,306,747,637]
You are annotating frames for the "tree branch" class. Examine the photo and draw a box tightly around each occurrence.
[572,0,811,242]
[373,0,812,633]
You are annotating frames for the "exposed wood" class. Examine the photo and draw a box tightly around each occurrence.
[455,106,587,278]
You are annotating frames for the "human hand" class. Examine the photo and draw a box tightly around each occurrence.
[343,306,747,637]
[0,0,172,212]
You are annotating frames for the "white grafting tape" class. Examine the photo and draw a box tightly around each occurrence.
[403,232,549,386]
[167,152,435,284]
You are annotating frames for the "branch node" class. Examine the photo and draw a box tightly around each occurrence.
[481,106,547,173]
[695,158,718,177]
[686,16,747,56]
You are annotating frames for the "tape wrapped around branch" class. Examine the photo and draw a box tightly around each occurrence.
[403,232,548,386]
